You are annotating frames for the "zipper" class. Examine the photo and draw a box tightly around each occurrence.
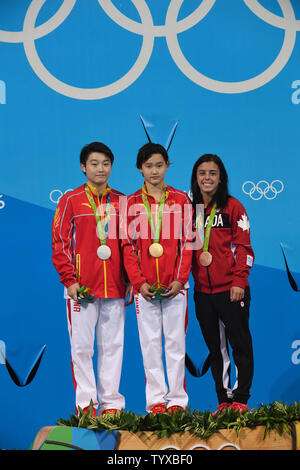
[103,260,108,298]
[98,193,108,299]
[155,258,161,288]
[206,266,213,294]
[76,253,81,283]
[154,202,162,288]
[204,206,213,294]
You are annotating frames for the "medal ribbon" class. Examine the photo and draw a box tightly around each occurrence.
[195,212,204,246]
[202,202,217,253]
[142,187,166,243]
[85,185,111,245]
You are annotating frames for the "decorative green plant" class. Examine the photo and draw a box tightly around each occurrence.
[57,401,300,440]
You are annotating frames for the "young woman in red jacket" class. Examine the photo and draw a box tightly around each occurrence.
[122,143,193,415]
[52,142,132,417]
[191,154,254,413]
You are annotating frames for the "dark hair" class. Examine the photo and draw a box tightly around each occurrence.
[190,154,229,210]
[136,142,169,169]
[80,142,114,166]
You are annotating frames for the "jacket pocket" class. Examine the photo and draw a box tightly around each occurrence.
[208,251,235,289]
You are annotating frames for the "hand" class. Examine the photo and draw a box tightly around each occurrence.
[139,283,155,301]
[67,283,81,301]
[161,281,184,300]
[230,286,244,302]
[125,283,134,306]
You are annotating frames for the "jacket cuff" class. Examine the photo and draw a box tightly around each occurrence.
[231,277,248,289]
[62,278,78,288]
[134,278,147,293]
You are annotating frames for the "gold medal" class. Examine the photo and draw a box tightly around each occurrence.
[142,187,166,260]
[149,243,164,258]
[199,251,212,266]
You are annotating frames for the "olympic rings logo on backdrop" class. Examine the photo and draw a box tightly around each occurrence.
[0,0,300,99]
[242,180,284,200]
[50,188,73,204]
[160,443,241,451]
[0,195,5,210]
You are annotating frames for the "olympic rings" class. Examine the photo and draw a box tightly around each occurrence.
[160,442,241,450]
[243,0,300,30]
[0,0,299,98]
[49,188,73,204]
[0,1,77,43]
[98,0,217,36]
[242,180,284,200]
[166,0,296,94]
[23,0,155,100]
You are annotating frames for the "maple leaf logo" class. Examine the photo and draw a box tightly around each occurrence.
[237,213,250,231]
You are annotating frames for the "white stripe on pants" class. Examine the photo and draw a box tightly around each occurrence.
[66,298,125,413]
[135,290,189,412]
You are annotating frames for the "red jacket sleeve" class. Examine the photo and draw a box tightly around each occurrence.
[52,194,77,288]
[174,195,193,285]
[230,201,254,289]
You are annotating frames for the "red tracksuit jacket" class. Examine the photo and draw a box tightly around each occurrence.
[192,196,254,294]
[52,183,126,299]
[122,184,193,294]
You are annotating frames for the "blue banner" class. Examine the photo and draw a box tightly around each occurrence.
[0,0,300,449]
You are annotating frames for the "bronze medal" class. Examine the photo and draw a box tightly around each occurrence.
[199,251,212,266]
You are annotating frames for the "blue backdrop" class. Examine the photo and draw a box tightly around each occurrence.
[0,0,300,450]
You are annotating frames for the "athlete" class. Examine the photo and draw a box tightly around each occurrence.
[122,142,193,415]
[52,141,132,417]
[190,154,254,413]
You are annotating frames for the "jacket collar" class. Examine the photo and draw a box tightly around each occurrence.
[142,182,169,202]
[87,182,111,198]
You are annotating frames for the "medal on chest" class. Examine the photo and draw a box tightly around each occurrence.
[85,185,112,260]
[199,203,217,266]
[199,251,213,266]
[149,242,164,258]
[97,245,111,260]
[142,187,166,259]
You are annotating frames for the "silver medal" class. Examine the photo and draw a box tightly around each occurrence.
[97,245,111,260]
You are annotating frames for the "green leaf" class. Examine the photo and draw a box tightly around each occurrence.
[56,401,300,440]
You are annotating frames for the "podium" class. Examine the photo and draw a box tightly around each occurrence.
[31,423,300,451]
